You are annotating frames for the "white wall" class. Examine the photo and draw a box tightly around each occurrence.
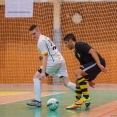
[1,0,117,5]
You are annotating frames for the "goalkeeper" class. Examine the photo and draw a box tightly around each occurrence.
[63,33,107,109]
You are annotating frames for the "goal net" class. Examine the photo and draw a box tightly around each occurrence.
[0,1,117,84]
[61,2,117,84]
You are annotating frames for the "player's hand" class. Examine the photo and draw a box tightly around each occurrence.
[98,64,107,73]
[39,56,43,60]
[40,72,46,80]
[88,81,95,88]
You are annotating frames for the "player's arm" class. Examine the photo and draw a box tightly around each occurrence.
[39,56,43,60]
[88,48,107,73]
[79,42,107,73]
[88,81,95,88]
[89,48,101,65]
[38,41,48,79]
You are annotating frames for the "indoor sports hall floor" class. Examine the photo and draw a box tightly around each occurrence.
[0,84,117,117]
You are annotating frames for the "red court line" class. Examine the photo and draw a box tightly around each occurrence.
[98,108,117,117]
[71,100,117,117]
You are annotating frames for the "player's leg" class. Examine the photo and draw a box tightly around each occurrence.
[55,59,82,109]
[27,61,61,107]
[65,69,87,109]
[60,76,76,92]
[27,67,48,107]
[55,59,76,92]
[75,70,91,106]
[33,71,42,102]
[66,62,97,109]
[27,70,42,107]
[75,62,101,106]
[60,76,83,109]
[76,69,89,97]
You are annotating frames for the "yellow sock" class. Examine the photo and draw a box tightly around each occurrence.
[77,77,89,99]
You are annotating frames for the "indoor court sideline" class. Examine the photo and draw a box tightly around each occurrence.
[0,84,117,117]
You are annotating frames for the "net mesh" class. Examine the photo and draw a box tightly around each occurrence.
[0,3,53,84]
[61,2,117,84]
[0,1,117,84]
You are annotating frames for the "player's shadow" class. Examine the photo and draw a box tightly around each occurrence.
[46,110,59,117]
[66,108,82,114]
[85,107,90,111]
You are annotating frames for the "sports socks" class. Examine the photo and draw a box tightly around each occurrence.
[75,87,82,101]
[77,77,89,99]
[33,78,41,102]
[67,82,76,92]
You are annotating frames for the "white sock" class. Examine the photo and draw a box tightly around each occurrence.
[67,82,76,92]
[33,78,41,102]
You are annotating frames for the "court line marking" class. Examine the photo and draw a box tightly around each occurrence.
[0,91,31,96]
[71,100,117,117]
[0,92,66,105]
[98,108,117,117]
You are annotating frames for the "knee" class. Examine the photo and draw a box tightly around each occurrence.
[75,69,81,76]
[33,71,41,79]
[75,69,84,78]
[61,77,69,87]
[63,82,67,87]
[33,78,38,82]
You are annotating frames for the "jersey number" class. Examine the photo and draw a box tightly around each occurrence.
[48,40,56,50]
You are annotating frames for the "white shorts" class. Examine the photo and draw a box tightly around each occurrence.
[38,59,68,78]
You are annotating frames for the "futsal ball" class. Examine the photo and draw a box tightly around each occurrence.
[47,98,59,111]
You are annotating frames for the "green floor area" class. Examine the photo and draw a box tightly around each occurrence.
[0,90,117,117]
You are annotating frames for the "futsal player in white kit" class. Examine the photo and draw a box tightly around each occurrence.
[27,25,76,107]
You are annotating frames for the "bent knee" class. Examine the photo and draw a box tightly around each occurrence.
[33,71,41,79]
[63,83,68,87]
[75,69,82,75]
[75,69,86,78]
[61,80,68,87]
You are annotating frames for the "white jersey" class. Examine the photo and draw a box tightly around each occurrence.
[37,34,63,65]
[37,34,68,77]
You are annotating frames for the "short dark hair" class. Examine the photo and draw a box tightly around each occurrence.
[63,34,76,42]
[29,25,37,31]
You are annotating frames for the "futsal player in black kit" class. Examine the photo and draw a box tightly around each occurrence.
[63,34,107,109]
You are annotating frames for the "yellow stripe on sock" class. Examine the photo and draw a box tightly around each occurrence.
[76,88,81,91]
[78,78,85,83]
[80,85,87,89]
[76,93,82,97]
[83,92,89,95]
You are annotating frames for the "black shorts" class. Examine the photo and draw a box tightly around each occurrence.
[38,68,64,78]
[80,59,105,81]
[38,68,49,76]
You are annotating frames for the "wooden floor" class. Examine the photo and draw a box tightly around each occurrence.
[0,84,117,117]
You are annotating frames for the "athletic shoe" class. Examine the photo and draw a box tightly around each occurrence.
[66,103,82,110]
[75,97,91,105]
[85,97,91,107]
[27,100,42,107]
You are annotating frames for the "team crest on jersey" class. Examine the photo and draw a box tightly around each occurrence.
[77,53,80,58]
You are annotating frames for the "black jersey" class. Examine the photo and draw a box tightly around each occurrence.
[75,42,104,65]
